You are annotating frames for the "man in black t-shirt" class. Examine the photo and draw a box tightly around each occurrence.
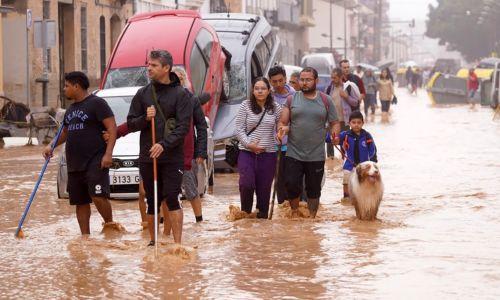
[43,71,118,235]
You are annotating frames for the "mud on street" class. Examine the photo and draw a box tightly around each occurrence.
[1,90,500,299]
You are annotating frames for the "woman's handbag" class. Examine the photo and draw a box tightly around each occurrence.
[225,107,268,167]
[225,139,240,167]
[392,95,398,105]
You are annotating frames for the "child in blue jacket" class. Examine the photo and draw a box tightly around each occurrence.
[339,111,378,201]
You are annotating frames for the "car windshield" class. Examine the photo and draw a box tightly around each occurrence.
[104,65,190,90]
[219,34,247,101]
[104,67,149,89]
[206,18,253,101]
[103,96,133,125]
[477,61,498,69]
[302,57,331,75]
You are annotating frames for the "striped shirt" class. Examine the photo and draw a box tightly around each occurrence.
[235,100,282,153]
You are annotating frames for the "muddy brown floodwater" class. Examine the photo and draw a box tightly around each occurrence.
[1,89,500,299]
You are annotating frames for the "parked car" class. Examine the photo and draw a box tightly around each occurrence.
[204,13,280,169]
[301,53,336,92]
[101,9,227,184]
[57,87,214,199]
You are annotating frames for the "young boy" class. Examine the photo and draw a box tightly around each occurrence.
[339,111,378,202]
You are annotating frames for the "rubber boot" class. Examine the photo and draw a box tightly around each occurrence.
[307,198,320,218]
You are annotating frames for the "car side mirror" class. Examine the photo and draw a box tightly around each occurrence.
[198,92,211,105]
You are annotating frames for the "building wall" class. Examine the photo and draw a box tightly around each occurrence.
[1,0,133,108]
[309,1,353,59]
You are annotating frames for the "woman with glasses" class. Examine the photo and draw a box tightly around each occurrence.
[234,77,282,218]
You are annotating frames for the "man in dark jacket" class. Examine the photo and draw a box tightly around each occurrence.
[127,50,192,245]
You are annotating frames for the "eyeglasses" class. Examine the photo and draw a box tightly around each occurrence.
[299,78,315,83]
[289,80,298,84]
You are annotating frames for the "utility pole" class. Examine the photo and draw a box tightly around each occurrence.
[377,0,383,62]
[344,0,347,59]
[330,0,333,55]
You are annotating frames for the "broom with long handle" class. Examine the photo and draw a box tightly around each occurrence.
[15,125,65,238]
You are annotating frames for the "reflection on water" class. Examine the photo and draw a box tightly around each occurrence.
[1,90,500,298]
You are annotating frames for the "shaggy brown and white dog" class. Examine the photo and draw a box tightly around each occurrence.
[348,161,384,221]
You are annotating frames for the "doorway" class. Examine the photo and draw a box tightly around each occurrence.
[58,2,74,108]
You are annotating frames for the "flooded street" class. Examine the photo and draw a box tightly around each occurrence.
[1,89,500,299]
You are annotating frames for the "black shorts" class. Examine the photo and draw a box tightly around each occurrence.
[284,156,324,199]
[140,162,183,214]
[67,156,110,205]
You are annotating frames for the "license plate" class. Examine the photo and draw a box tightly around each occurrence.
[111,174,140,185]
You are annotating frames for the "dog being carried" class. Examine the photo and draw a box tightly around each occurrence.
[339,111,383,220]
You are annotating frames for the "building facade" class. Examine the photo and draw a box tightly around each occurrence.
[1,0,206,109]
[308,0,391,65]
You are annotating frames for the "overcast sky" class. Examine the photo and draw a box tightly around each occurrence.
[388,0,437,21]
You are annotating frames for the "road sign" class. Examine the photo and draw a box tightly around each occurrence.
[34,20,56,49]
[26,9,32,29]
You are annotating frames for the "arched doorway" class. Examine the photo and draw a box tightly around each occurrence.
[99,16,106,78]
[110,14,121,54]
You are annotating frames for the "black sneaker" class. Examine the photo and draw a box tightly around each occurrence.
[148,240,155,247]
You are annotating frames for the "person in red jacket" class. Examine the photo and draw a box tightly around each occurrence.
[467,68,479,109]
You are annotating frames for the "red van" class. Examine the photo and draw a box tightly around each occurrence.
[101,10,226,126]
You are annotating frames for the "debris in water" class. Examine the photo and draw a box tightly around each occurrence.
[227,204,257,221]
[101,222,127,233]
[278,201,311,219]
[166,244,194,260]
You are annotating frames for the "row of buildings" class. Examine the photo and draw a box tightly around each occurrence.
[0,0,410,108]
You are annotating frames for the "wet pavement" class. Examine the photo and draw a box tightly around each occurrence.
[1,89,500,299]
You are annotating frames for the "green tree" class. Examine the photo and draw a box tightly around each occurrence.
[426,0,499,62]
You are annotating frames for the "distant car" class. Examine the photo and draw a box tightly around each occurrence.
[57,87,214,199]
[301,53,336,92]
[204,13,280,169]
[434,58,461,74]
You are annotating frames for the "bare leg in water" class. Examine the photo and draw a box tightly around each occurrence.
[76,204,91,235]
[161,201,172,236]
[289,197,300,217]
[169,208,183,244]
[138,181,147,229]
[92,196,113,223]
[191,196,203,222]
